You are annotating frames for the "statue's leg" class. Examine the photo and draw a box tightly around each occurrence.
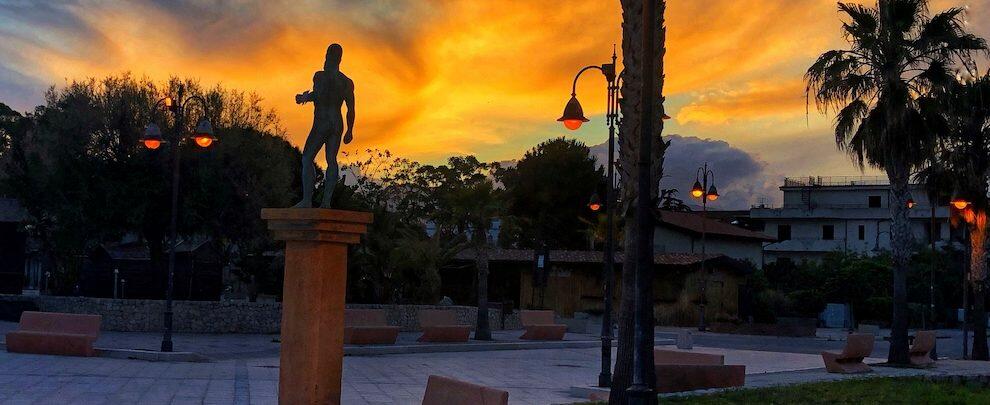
[292,128,323,208]
[320,127,344,208]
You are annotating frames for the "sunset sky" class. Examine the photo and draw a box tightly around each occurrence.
[1,1,988,207]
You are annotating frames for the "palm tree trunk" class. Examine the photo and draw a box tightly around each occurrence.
[611,1,666,403]
[968,210,988,360]
[887,168,913,365]
[475,239,492,341]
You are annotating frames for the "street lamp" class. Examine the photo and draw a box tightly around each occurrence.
[141,88,216,353]
[588,193,603,213]
[559,48,619,389]
[690,163,718,331]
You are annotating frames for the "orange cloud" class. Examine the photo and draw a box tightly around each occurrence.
[1,0,988,176]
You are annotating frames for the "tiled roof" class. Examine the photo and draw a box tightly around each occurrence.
[655,209,775,241]
[455,248,725,266]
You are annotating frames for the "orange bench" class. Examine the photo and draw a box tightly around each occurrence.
[822,333,874,373]
[909,330,936,368]
[417,310,471,343]
[421,375,508,405]
[519,310,567,340]
[5,311,101,357]
[344,309,400,345]
[653,349,745,393]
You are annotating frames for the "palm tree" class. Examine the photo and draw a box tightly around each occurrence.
[427,157,501,341]
[919,71,990,359]
[611,0,669,402]
[806,0,986,364]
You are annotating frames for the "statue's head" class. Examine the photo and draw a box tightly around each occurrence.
[324,44,343,71]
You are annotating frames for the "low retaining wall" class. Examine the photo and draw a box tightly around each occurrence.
[0,295,520,334]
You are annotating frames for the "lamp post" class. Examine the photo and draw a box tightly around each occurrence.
[141,89,216,352]
[690,163,719,331]
[558,49,619,388]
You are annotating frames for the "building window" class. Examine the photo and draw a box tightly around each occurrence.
[778,224,791,241]
[868,196,882,208]
[823,225,835,240]
[858,225,865,240]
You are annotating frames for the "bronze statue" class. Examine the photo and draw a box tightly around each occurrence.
[293,43,355,208]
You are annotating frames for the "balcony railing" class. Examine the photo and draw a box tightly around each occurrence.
[783,176,889,187]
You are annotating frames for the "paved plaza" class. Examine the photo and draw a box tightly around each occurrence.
[1,322,988,404]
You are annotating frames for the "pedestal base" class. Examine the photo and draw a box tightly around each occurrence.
[262,208,372,405]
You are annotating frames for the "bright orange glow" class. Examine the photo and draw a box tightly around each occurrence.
[143,139,162,150]
[163,97,174,108]
[563,119,584,131]
[906,199,915,209]
[194,136,214,148]
[707,193,718,201]
[588,202,602,212]
[952,200,971,210]
[690,189,704,198]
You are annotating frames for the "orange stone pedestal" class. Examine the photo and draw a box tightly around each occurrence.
[261,208,373,405]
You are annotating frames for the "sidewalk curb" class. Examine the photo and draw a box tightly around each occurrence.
[97,348,210,362]
[2,341,209,362]
[345,338,675,356]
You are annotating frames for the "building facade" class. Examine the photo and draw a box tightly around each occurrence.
[653,210,775,268]
[751,176,952,263]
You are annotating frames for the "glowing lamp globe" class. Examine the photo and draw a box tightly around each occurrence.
[906,199,915,209]
[194,136,214,148]
[952,198,970,210]
[191,119,216,148]
[706,185,719,201]
[143,139,162,150]
[690,180,704,199]
[588,193,602,212]
[557,95,589,131]
[141,123,164,150]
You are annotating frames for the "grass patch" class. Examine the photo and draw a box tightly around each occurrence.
[579,377,990,404]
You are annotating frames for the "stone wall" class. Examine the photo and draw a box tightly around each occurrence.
[0,295,520,333]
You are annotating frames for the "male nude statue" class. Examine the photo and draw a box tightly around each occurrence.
[293,43,355,208]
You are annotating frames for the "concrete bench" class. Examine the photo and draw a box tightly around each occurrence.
[909,330,936,368]
[344,309,400,345]
[519,310,566,341]
[5,311,101,357]
[822,333,874,373]
[421,375,508,405]
[417,310,471,343]
[653,349,745,393]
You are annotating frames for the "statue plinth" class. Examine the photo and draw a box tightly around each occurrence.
[261,208,372,405]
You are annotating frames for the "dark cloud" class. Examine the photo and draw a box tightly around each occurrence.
[589,135,781,210]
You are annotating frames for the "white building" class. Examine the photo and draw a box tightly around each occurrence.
[653,210,775,268]
[751,176,952,263]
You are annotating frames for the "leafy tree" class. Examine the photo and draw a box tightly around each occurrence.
[421,156,502,340]
[0,74,299,296]
[918,72,990,359]
[806,0,986,364]
[658,188,690,211]
[498,137,604,249]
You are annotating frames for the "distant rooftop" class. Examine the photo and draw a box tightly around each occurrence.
[783,176,889,187]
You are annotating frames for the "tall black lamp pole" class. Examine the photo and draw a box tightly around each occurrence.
[558,49,619,388]
[690,163,719,331]
[141,88,217,352]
